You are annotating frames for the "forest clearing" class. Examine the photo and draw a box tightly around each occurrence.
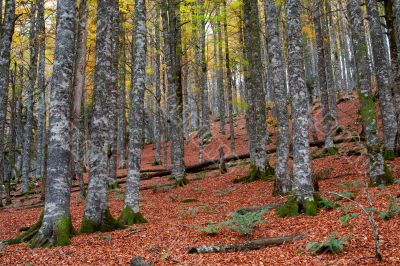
[1,0,400,265]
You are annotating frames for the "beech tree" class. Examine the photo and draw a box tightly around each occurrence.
[286,0,316,211]
[119,0,148,226]
[81,0,121,233]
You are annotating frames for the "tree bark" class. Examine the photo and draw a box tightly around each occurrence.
[264,0,291,194]
[346,0,387,185]
[30,0,77,247]
[286,0,315,203]
[243,0,268,174]
[35,0,46,183]
[21,2,39,193]
[365,0,398,155]
[0,0,15,206]
[82,0,120,232]
[122,0,147,222]
[314,0,335,149]
[216,4,226,135]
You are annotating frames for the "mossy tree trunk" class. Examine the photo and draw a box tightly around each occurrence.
[365,0,398,158]
[18,0,77,247]
[346,0,390,185]
[120,0,148,226]
[243,0,269,177]
[161,0,186,185]
[285,0,316,211]
[81,0,121,233]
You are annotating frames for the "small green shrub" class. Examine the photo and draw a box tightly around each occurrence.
[225,209,268,235]
[339,213,359,225]
[306,233,350,254]
[379,196,400,220]
[333,191,356,201]
[338,180,363,190]
[317,197,340,210]
[194,221,222,235]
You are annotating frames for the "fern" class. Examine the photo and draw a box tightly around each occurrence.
[339,213,359,225]
[380,196,400,220]
[306,233,350,254]
[225,209,268,235]
[194,221,222,235]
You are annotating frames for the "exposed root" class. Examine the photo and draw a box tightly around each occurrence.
[118,206,148,226]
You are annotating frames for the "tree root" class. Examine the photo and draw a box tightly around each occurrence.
[118,206,148,226]
[80,208,125,234]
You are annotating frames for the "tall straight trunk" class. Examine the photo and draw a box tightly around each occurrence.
[314,0,334,149]
[35,0,46,182]
[223,0,236,156]
[5,67,17,205]
[15,63,24,178]
[286,0,315,205]
[120,0,148,225]
[82,0,120,232]
[197,0,210,162]
[72,0,88,198]
[0,0,15,206]
[321,1,337,120]
[365,0,398,156]
[21,2,39,193]
[243,0,268,174]
[118,14,128,168]
[346,0,389,185]
[28,0,77,247]
[264,0,290,194]
[153,8,162,165]
[395,0,400,144]
[161,0,186,184]
[216,5,226,134]
[108,0,120,186]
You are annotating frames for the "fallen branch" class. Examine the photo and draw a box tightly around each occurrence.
[236,203,284,214]
[188,233,306,254]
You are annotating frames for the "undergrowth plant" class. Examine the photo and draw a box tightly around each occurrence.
[193,209,269,236]
[379,196,400,220]
[306,233,350,254]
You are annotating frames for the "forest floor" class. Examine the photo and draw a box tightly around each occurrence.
[1,93,400,265]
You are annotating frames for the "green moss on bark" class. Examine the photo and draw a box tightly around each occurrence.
[176,176,190,187]
[277,196,299,218]
[118,206,148,225]
[233,164,275,183]
[80,208,125,234]
[383,149,396,161]
[303,200,318,216]
[383,163,394,185]
[55,217,72,246]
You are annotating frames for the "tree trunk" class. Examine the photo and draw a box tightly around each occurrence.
[29,0,77,247]
[365,0,398,157]
[35,0,47,184]
[120,0,148,225]
[314,0,335,149]
[161,0,186,185]
[286,0,315,207]
[82,0,121,233]
[216,5,226,135]
[346,0,388,185]
[0,0,15,206]
[223,0,236,156]
[264,0,291,194]
[21,2,39,193]
[243,0,268,175]
[153,7,162,165]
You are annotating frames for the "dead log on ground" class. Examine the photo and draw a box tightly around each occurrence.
[188,233,306,254]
